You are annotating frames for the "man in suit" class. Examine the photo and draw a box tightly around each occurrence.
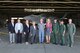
[15,19,23,43]
[67,19,76,47]
[30,21,37,44]
[8,19,15,43]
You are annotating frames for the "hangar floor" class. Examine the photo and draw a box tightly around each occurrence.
[0,27,80,53]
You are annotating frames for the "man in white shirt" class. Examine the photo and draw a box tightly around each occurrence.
[15,19,23,43]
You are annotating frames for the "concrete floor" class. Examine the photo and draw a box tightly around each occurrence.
[0,42,80,53]
[0,27,80,53]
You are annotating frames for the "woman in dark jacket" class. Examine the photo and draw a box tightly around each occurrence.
[24,20,30,44]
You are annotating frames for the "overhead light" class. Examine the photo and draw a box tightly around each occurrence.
[11,17,24,19]
[19,17,24,19]
[24,8,55,12]
[11,17,17,19]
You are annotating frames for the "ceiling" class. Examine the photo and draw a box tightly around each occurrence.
[0,1,80,17]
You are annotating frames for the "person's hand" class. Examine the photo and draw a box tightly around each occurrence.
[24,32,26,35]
[50,31,52,33]
[9,32,11,34]
[73,33,75,35]
[63,33,64,36]
[31,34,32,36]
[63,31,65,36]
[56,31,58,34]
[15,32,18,34]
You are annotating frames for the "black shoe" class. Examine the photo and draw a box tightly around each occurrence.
[30,43,33,44]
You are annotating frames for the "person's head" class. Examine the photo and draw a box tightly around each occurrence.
[26,20,29,24]
[17,19,20,23]
[47,18,51,23]
[32,21,36,26]
[60,20,64,25]
[68,19,72,24]
[11,19,14,23]
[40,18,43,23]
[54,19,57,23]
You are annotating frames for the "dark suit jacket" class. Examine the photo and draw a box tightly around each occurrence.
[30,26,37,36]
[8,23,15,33]
[23,24,30,33]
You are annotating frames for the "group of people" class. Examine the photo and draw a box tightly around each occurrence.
[8,18,76,47]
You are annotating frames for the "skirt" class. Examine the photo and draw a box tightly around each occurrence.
[46,28,51,36]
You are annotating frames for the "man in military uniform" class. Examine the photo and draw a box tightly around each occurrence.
[52,19,59,44]
[67,19,76,47]
[59,20,66,45]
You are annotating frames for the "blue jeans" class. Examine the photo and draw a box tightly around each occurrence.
[39,30,44,43]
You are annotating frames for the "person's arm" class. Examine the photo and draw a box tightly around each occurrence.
[44,23,46,29]
[50,23,52,33]
[57,23,59,33]
[38,24,39,29]
[21,23,23,33]
[15,23,17,33]
[73,24,76,35]
[63,25,66,36]
[67,24,69,33]
[8,23,11,33]
[30,26,33,36]
[23,25,26,34]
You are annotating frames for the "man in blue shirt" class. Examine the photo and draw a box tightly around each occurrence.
[38,18,45,43]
